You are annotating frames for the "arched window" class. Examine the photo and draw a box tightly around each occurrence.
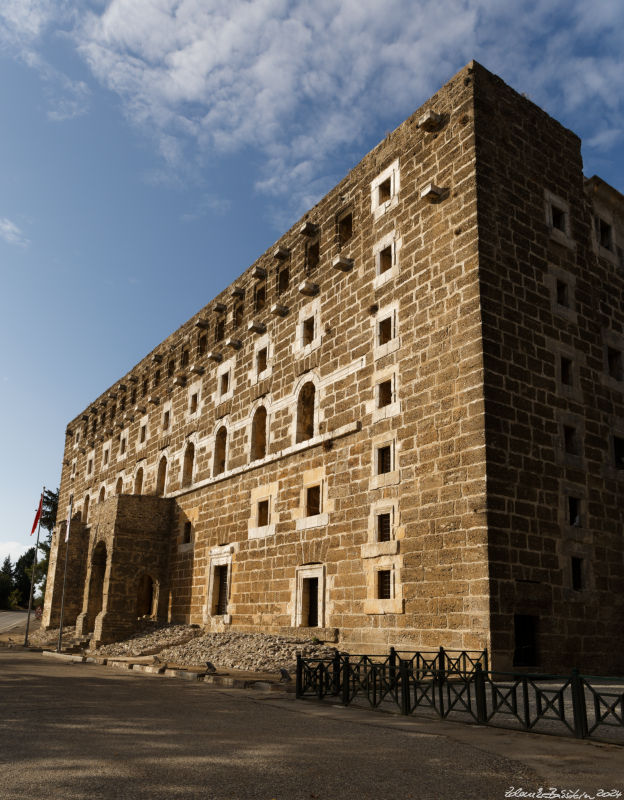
[182,442,195,487]
[98,486,105,504]
[156,456,167,496]
[296,382,316,443]
[134,467,143,494]
[251,406,267,461]
[83,494,90,524]
[214,427,227,476]
[115,477,123,495]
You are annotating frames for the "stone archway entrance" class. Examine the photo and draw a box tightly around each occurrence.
[86,541,107,633]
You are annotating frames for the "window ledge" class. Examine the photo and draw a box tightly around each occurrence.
[362,541,399,559]
[369,471,400,490]
[374,338,400,361]
[364,598,404,615]
[248,523,275,540]
[296,513,328,531]
[177,542,194,554]
[549,227,576,250]
[372,402,400,423]
[373,265,398,291]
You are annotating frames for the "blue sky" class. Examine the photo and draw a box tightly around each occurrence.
[1,0,623,564]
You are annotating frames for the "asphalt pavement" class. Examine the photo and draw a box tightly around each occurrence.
[0,610,28,633]
[1,649,622,800]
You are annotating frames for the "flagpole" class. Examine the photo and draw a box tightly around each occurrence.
[57,495,73,653]
[24,487,45,648]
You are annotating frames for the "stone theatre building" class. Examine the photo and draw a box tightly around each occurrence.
[43,62,624,673]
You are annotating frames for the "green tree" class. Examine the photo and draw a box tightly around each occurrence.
[0,556,13,609]
[35,488,58,602]
[12,548,35,608]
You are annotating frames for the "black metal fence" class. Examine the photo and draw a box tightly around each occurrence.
[295,647,624,743]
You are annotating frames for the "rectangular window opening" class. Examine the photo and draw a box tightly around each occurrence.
[377,570,392,600]
[571,557,583,591]
[215,318,225,343]
[181,350,190,368]
[234,303,244,328]
[568,496,580,527]
[551,204,567,232]
[306,239,320,273]
[563,425,578,456]
[556,279,569,307]
[301,577,319,627]
[255,284,266,312]
[278,267,289,294]
[561,356,573,386]
[338,212,353,247]
[379,245,392,275]
[377,512,391,542]
[257,499,269,527]
[378,379,393,408]
[163,410,170,431]
[213,565,229,616]
[377,445,392,474]
[378,316,393,346]
[306,485,321,517]
[257,347,268,375]
[607,347,623,381]
[167,359,175,377]
[140,425,146,443]
[198,335,207,356]
[220,372,230,398]
[182,521,192,545]
[614,436,624,469]
[378,178,391,205]
[596,217,613,250]
[190,393,198,414]
[302,316,315,346]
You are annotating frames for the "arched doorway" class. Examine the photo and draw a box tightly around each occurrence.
[136,574,156,617]
[251,406,267,460]
[86,541,107,632]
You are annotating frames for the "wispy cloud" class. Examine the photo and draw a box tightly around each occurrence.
[181,193,231,222]
[3,1,624,212]
[0,218,29,247]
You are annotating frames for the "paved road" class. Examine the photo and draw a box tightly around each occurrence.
[0,610,28,633]
[0,650,622,800]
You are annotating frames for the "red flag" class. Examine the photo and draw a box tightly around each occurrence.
[30,494,43,535]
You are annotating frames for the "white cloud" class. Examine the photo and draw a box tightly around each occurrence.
[0,540,30,564]
[4,1,624,210]
[0,218,29,247]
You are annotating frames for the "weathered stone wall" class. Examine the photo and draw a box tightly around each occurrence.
[473,64,624,672]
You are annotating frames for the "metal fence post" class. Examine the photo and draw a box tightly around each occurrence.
[332,651,341,696]
[341,655,350,706]
[400,659,410,716]
[521,676,531,730]
[571,668,589,739]
[474,663,487,724]
[296,654,303,699]
[437,646,446,717]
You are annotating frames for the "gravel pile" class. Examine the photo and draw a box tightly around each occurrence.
[158,631,338,673]
[92,624,201,657]
[29,626,76,647]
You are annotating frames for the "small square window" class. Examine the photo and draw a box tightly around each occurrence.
[607,347,623,381]
[568,496,580,527]
[377,512,391,542]
[255,284,266,312]
[338,212,353,247]
[215,318,225,343]
[302,316,315,346]
[596,217,613,251]
[163,410,170,430]
[563,425,578,455]
[378,379,393,408]
[190,393,198,414]
[183,521,192,545]
[257,347,268,375]
[571,556,583,591]
[561,356,573,386]
[220,372,230,397]
[378,178,391,205]
[306,485,321,517]
[140,425,146,443]
[379,245,392,275]
[551,204,567,232]
[278,267,289,294]
[556,279,569,307]
[377,569,392,600]
[257,499,269,527]
[377,445,392,474]
[614,436,624,469]
[378,316,393,346]
[306,239,320,273]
